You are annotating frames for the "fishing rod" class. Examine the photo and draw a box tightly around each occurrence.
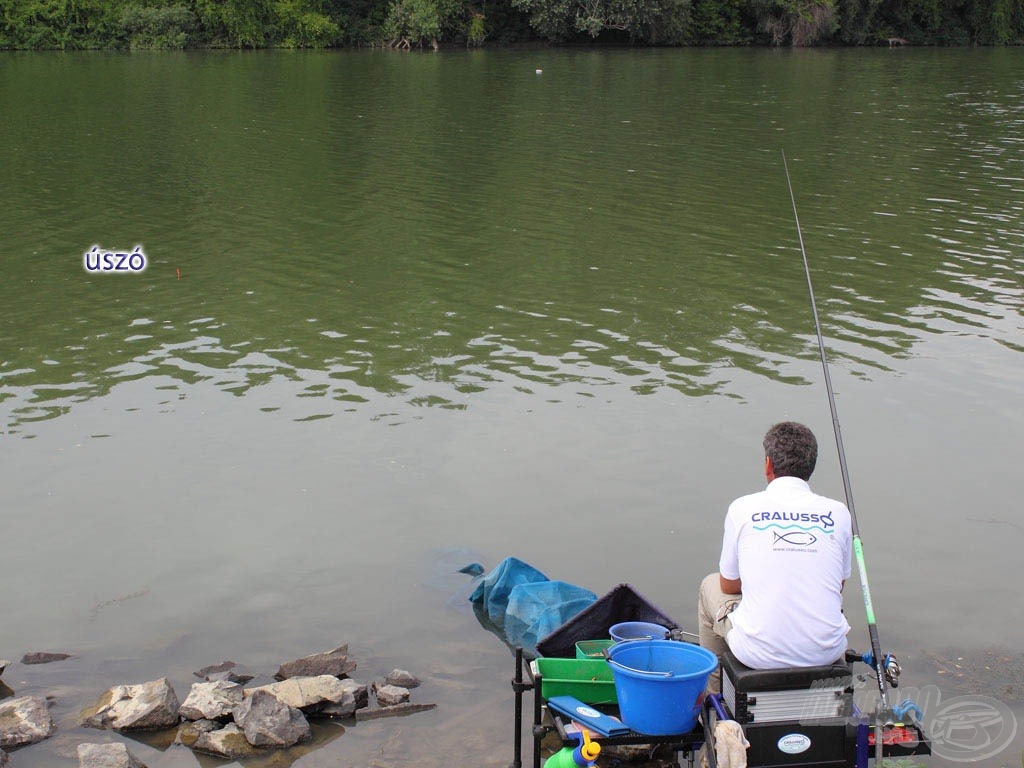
[780,151,896,714]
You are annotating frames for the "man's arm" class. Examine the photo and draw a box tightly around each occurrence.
[719,506,742,596]
[720,575,742,594]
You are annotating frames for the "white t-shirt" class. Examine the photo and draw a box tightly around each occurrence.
[719,476,852,669]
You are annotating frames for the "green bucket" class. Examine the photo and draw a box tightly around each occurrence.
[575,639,616,659]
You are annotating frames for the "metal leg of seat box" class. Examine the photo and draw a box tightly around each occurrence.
[511,646,524,768]
[533,669,545,768]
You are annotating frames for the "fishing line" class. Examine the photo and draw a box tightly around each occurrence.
[780,150,891,713]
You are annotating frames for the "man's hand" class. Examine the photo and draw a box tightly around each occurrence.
[720,575,742,595]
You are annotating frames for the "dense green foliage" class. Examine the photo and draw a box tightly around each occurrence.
[1,0,1022,48]
[511,0,689,42]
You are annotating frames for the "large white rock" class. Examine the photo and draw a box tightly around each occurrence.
[245,675,353,712]
[0,695,55,748]
[77,742,147,768]
[82,678,180,731]
[178,681,243,721]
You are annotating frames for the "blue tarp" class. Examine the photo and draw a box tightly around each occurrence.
[504,580,597,652]
[469,556,597,656]
[469,556,549,622]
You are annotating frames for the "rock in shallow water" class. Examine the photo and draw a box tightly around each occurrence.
[173,719,220,748]
[144,745,201,768]
[77,742,147,768]
[82,678,180,731]
[317,679,368,718]
[233,690,310,748]
[355,702,437,721]
[192,723,261,760]
[373,684,410,707]
[385,669,420,689]
[178,681,243,721]
[0,695,55,748]
[246,675,358,713]
[275,645,356,680]
[192,661,253,685]
[21,652,73,665]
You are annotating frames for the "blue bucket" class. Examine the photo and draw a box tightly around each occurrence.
[606,640,718,735]
[609,621,668,643]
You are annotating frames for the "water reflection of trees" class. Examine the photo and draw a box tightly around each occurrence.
[2,51,1022,434]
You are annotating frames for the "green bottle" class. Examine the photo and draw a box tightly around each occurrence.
[544,732,600,768]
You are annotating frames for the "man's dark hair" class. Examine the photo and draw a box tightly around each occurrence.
[763,422,817,480]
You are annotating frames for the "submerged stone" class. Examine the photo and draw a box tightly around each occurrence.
[77,742,147,768]
[192,723,261,760]
[173,719,220,748]
[21,652,73,665]
[355,702,437,721]
[152,745,205,767]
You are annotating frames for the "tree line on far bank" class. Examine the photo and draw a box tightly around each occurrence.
[2,0,1022,50]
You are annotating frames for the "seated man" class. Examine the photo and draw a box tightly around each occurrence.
[698,421,852,692]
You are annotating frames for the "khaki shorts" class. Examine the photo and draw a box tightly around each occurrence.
[697,572,742,693]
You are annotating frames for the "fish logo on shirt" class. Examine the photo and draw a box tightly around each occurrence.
[751,511,835,532]
[773,531,817,547]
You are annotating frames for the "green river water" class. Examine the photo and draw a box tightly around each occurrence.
[1,47,1022,767]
